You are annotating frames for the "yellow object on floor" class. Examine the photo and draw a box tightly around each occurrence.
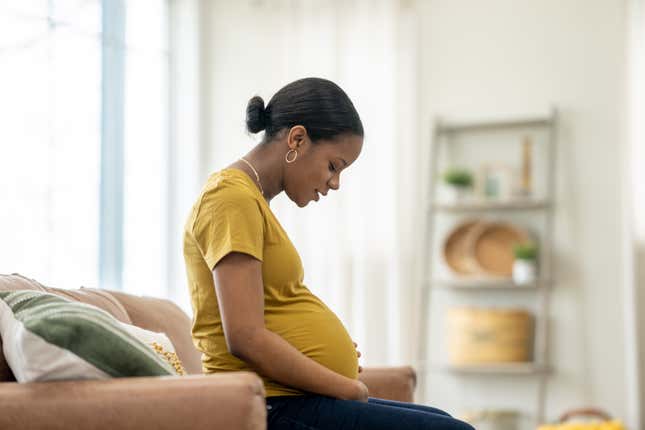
[538,408,625,430]
[537,421,624,430]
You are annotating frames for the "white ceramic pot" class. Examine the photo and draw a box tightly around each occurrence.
[512,259,537,285]
[445,185,469,203]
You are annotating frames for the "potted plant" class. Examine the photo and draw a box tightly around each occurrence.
[441,168,474,203]
[512,242,538,285]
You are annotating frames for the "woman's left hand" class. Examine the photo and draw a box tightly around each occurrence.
[353,341,363,373]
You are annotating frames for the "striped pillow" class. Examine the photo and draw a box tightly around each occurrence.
[0,290,181,382]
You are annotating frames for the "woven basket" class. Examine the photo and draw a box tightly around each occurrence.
[447,307,534,364]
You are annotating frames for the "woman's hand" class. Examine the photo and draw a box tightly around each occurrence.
[341,379,369,402]
[353,380,369,402]
[353,341,363,373]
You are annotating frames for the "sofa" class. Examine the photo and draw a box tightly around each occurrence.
[0,274,417,429]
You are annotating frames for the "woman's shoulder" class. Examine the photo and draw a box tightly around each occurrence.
[189,168,267,219]
[202,168,260,200]
[184,168,265,234]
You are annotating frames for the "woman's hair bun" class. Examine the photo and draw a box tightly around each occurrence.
[245,95,267,134]
[244,78,364,142]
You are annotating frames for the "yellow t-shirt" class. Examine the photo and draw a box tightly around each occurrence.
[183,167,358,397]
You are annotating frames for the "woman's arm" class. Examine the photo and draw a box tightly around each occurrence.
[212,251,367,401]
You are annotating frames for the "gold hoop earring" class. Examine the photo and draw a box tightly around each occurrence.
[285,149,298,163]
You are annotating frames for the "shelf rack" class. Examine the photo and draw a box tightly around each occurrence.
[416,108,558,428]
[429,278,552,290]
[417,361,551,375]
[432,198,551,212]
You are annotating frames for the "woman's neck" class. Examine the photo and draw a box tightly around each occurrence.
[228,142,284,205]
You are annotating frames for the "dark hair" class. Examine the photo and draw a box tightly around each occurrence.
[245,77,364,143]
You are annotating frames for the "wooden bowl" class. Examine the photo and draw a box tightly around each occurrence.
[469,222,530,277]
[442,220,485,276]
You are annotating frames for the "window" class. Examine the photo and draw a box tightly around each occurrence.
[0,1,169,295]
[0,1,102,288]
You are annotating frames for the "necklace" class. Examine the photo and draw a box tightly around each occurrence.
[239,157,264,196]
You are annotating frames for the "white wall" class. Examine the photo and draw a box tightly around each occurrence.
[186,0,634,425]
[627,0,645,427]
[418,0,630,425]
[197,0,424,368]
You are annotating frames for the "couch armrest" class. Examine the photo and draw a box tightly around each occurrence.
[0,372,266,430]
[359,366,417,403]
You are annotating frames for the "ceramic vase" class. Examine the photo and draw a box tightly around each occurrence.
[512,259,537,285]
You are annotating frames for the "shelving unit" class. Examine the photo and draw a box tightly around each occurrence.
[430,278,552,290]
[416,108,558,429]
[444,363,550,375]
[416,360,551,375]
[432,199,551,212]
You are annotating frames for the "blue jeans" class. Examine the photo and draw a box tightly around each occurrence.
[266,395,475,430]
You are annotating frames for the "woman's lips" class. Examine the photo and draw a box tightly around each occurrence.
[314,190,320,201]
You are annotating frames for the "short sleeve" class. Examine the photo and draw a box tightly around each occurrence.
[189,185,265,270]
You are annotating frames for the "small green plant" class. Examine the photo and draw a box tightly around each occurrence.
[513,242,538,260]
[442,168,473,188]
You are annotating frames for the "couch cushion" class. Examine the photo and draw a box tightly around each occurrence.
[0,372,266,430]
[0,274,132,324]
[106,290,202,375]
[0,290,182,382]
[120,323,186,376]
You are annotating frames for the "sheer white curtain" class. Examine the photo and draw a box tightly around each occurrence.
[0,2,102,288]
[0,1,169,295]
[172,0,423,367]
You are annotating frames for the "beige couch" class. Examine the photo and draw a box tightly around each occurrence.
[0,274,417,429]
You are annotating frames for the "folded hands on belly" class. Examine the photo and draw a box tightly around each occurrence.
[353,341,363,374]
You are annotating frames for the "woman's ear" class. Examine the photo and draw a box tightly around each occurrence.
[287,125,309,149]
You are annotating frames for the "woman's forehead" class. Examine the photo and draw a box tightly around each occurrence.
[318,135,363,159]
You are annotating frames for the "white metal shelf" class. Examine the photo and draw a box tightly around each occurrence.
[416,108,558,428]
[416,361,551,375]
[429,278,552,290]
[444,363,551,375]
[432,198,551,213]
[437,116,552,134]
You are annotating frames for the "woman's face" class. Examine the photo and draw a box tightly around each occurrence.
[284,127,363,207]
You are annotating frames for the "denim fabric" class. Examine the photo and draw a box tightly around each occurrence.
[266,395,476,430]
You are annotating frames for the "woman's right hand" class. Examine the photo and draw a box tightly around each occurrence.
[344,379,369,402]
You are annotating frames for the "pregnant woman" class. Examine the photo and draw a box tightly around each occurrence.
[183,77,474,430]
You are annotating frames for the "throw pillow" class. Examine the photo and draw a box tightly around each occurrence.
[0,290,182,382]
[118,321,186,375]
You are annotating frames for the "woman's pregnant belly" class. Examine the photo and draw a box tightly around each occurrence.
[264,293,359,381]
